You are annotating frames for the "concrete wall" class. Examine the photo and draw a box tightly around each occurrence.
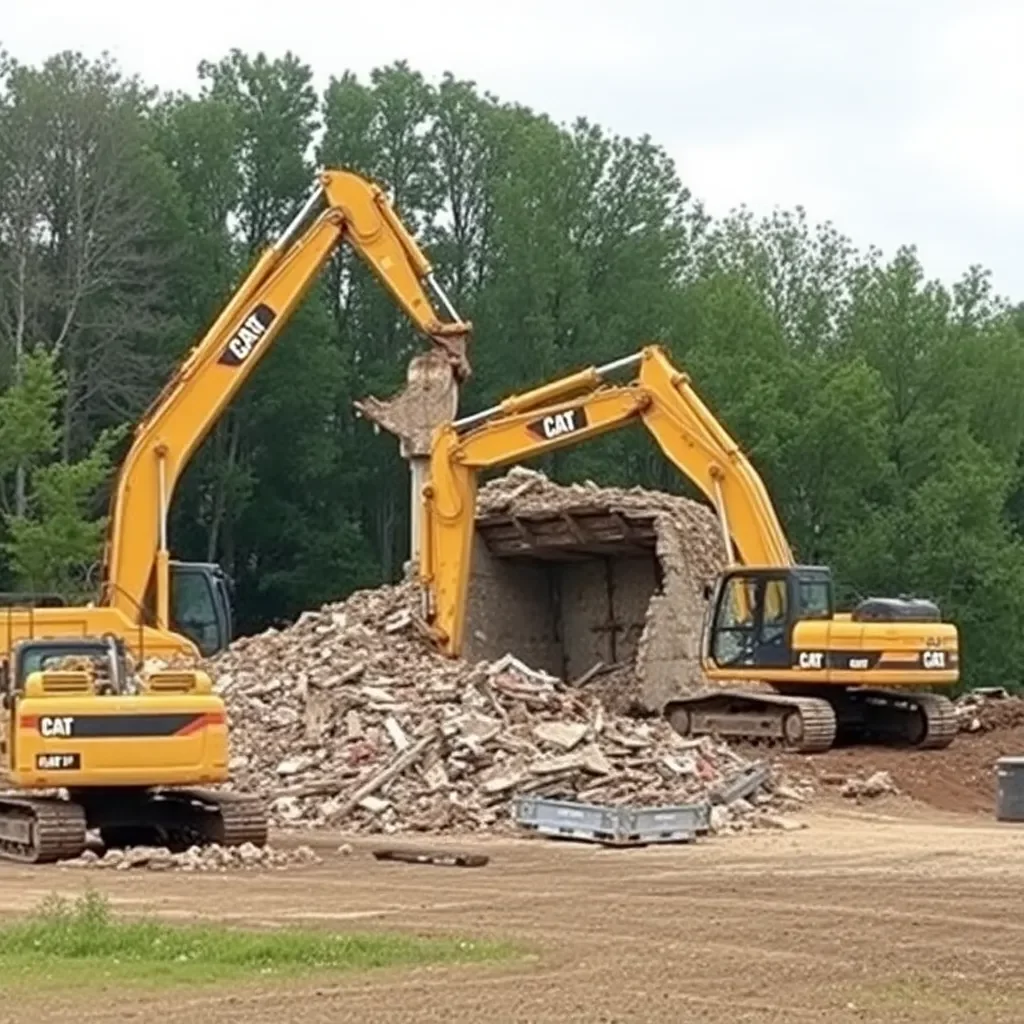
[462,535,563,676]
[463,537,666,688]
[635,517,710,712]
[558,557,658,681]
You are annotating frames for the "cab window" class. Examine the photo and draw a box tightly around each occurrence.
[712,575,759,665]
[797,579,832,619]
[171,571,220,656]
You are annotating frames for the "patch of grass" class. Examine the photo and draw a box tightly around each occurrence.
[0,888,516,989]
[853,972,1022,1016]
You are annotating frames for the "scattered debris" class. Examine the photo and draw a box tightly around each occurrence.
[205,581,805,837]
[953,689,1024,734]
[840,771,898,800]
[61,843,320,872]
[372,847,489,867]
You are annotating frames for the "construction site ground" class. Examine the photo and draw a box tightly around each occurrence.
[2,791,1023,1024]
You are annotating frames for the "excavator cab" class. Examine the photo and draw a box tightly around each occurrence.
[703,566,834,671]
[166,561,233,657]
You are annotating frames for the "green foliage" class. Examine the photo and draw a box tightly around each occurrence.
[0,45,1022,688]
[4,424,124,597]
[0,349,61,475]
[0,888,512,988]
[0,347,124,596]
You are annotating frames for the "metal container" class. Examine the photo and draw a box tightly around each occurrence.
[995,756,1024,821]
[513,795,709,847]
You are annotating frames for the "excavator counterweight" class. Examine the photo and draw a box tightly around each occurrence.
[417,345,960,754]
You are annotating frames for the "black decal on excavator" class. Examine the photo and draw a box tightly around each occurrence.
[526,406,589,442]
[35,752,80,771]
[34,713,208,737]
[218,304,277,367]
[827,651,882,670]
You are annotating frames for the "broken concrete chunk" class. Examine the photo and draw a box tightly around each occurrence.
[580,743,614,775]
[384,610,412,634]
[487,653,560,686]
[456,712,502,745]
[326,662,366,688]
[384,716,410,751]
[422,762,450,791]
[275,756,311,777]
[528,753,587,775]
[345,709,365,739]
[841,771,898,799]
[532,721,588,751]
[480,772,525,795]
[360,685,396,703]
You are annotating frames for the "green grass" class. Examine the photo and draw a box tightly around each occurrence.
[850,971,1024,1017]
[0,889,516,989]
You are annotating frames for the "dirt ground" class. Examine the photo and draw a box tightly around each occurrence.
[1,798,1024,1024]
[773,703,1024,815]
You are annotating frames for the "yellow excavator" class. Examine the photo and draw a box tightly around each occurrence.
[0,168,471,862]
[417,345,960,753]
[0,634,263,861]
[0,167,471,664]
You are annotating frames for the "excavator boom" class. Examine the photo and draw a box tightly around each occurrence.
[12,167,470,662]
[421,346,791,656]
[418,344,960,754]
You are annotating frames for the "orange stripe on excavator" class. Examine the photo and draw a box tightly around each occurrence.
[175,711,225,736]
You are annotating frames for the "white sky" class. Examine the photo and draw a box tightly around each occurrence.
[5,0,1022,302]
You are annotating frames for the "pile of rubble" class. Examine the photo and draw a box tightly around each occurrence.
[209,580,810,837]
[953,688,1024,734]
[62,842,321,872]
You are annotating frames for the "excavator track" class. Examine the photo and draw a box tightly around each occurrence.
[139,788,268,850]
[85,788,269,854]
[664,686,959,754]
[847,689,959,750]
[0,796,87,864]
[663,689,838,753]
[193,789,270,847]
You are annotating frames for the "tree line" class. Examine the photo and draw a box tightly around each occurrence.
[1,46,1022,689]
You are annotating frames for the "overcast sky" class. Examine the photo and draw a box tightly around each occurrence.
[5,0,1022,301]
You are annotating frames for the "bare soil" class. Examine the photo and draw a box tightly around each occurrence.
[775,715,1024,815]
[0,803,1023,1024]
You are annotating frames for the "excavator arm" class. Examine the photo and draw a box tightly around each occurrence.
[101,168,471,639]
[419,345,790,657]
[419,342,961,757]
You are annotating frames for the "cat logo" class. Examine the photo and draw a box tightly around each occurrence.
[526,406,589,441]
[797,651,824,670]
[39,716,75,738]
[922,650,946,669]
[218,304,277,366]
